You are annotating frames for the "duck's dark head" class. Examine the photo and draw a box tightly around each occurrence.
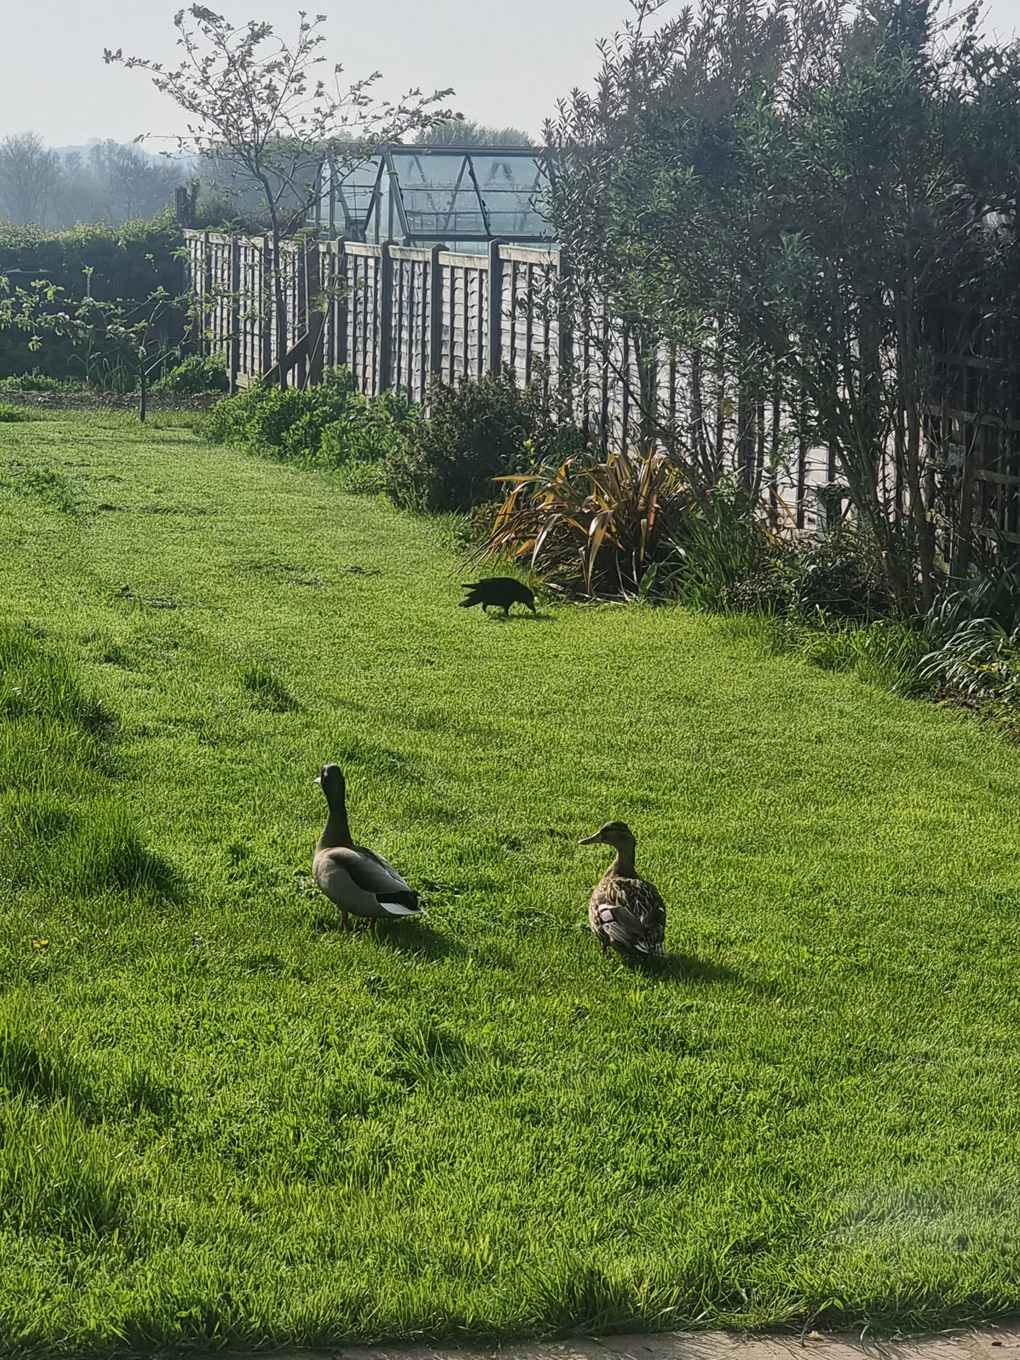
[579,820,635,852]
[315,764,346,808]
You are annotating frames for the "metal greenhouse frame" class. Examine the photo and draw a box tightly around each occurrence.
[307,144,556,249]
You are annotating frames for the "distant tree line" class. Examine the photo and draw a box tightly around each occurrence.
[417,119,535,147]
[0,132,184,228]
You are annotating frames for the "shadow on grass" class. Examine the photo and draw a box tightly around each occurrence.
[611,950,741,985]
[118,846,184,904]
[75,813,184,904]
[488,611,555,624]
[312,913,460,960]
[372,918,464,960]
[3,797,184,905]
[123,1064,181,1122]
[0,1021,93,1115]
[311,913,462,957]
[241,662,301,713]
[327,738,431,785]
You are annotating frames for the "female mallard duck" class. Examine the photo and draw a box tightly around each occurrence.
[579,821,667,957]
[313,765,423,930]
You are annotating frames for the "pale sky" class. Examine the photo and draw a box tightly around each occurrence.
[0,0,631,148]
[2,0,1019,150]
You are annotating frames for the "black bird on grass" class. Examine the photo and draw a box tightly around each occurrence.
[459,577,536,616]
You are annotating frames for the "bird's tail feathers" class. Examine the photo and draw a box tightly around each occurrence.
[379,902,425,917]
[639,941,667,957]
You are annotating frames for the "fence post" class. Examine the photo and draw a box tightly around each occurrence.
[306,243,324,388]
[228,236,240,393]
[378,242,393,393]
[261,236,273,375]
[429,245,444,380]
[556,248,574,416]
[201,232,213,357]
[487,240,504,375]
[294,240,307,388]
[186,233,199,357]
[337,243,349,371]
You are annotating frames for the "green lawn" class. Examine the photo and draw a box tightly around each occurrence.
[2,410,1020,1356]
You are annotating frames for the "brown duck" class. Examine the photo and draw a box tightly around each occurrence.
[579,821,667,957]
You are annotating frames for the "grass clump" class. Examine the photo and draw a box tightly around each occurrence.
[0,401,36,423]
[762,613,934,696]
[0,623,173,898]
[0,1013,90,1111]
[3,464,79,512]
[0,624,106,732]
[0,1096,128,1239]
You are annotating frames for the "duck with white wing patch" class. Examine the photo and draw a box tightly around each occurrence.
[312,764,423,931]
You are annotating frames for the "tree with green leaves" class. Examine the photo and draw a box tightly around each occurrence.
[548,0,1020,613]
[106,7,455,383]
[0,274,182,422]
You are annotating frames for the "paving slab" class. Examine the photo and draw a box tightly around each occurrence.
[226,1327,1020,1360]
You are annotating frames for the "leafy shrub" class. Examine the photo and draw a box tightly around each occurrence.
[707,523,892,621]
[0,214,181,299]
[796,528,892,621]
[0,373,69,392]
[927,555,1020,641]
[920,618,1020,707]
[482,446,693,595]
[719,555,799,613]
[317,390,408,468]
[203,366,360,451]
[203,368,409,484]
[385,368,586,513]
[0,402,35,423]
[671,484,773,610]
[152,353,229,394]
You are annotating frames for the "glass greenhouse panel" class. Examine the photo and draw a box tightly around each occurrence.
[309,145,556,246]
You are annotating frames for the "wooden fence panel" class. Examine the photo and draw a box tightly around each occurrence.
[343,245,382,397]
[390,248,432,404]
[184,230,835,528]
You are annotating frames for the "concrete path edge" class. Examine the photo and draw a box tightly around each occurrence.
[217,1325,1020,1360]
